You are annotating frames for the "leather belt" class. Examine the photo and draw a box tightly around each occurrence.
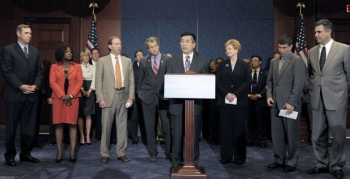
[115,87,125,91]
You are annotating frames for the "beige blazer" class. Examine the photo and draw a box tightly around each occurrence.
[95,54,135,107]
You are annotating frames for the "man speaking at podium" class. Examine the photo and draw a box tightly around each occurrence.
[166,32,208,171]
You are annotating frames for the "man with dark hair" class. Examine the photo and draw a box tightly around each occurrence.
[137,37,172,162]
[88,48,102,140]
[0,24,43,166]
[246,55,269,148]
[96,36,134,163]
[128,50,147,145]
[167,32,208,171]
[306,19,350,179]
[266,34,305,173]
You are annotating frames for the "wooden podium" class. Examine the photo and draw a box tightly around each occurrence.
[164,74,215,179]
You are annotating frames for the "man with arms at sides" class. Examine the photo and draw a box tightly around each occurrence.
[0,24,43,166]
[266,34,305,173]
[95,36,135,163]
[167,32,208,171]
[137,37,171,162]
[306,19,350,179]
[128,50,147,145]
[246,55,269,148]
[89,48,102,140]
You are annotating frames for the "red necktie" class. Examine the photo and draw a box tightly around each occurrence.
[153,56,158,75]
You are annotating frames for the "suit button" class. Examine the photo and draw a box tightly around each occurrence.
[231,85,233,88]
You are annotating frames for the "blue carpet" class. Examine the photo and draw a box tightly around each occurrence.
[0,134,349,179]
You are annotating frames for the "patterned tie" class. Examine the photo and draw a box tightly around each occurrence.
[279,57,285,73]
[319,46,326,71]
[153,56,158,75]
[251,70,258,93]
[185,56,190,72]
[23,47,29,58]
[115,56,122,89]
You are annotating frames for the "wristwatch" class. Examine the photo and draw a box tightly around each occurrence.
[69,94,74,99]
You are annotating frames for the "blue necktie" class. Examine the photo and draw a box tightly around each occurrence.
[23,47,29,58]
[319,46,326,71]
[185,56,190,72]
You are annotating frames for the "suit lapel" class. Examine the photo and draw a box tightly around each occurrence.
[176,56,185,73]
[15,43,28,60]
[106,55,115,80]
[322,42,338,72]
[313,46,321,73]
[159,55,166,73]
[225,60,234,80]
[278,56,292,81]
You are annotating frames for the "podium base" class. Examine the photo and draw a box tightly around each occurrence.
[171,166,207,179]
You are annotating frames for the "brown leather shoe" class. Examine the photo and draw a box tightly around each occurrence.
[100,156,109,163]
[117,156,129,162]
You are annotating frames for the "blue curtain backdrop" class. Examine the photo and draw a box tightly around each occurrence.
[121,0,274,69]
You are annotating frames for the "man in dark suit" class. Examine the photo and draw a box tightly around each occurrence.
[246,55,269,148]
[266,34,305,173]
[0,24,43,166]
[88,48,102,140]
[137,37,171,162]
[167,32,208,170]
[306,19,350,179]
[128,50,147,145]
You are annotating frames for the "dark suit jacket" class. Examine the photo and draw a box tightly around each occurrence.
[44,64,52,99]
[133,61,141,104]
[216,59,252,108]
[137,54,170,104]
[166,54,208,115]
[248,68,268,107]
[0,42,43,102]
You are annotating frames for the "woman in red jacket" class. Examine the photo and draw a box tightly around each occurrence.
[50,44,83,163]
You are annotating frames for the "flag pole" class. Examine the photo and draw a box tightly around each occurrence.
[89,2,98,22]
[296,2,305,19]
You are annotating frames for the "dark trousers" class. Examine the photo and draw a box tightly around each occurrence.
[208,107,220,141]
[220,107,247,162]
[4,101,38,160]
[246,101,267,144]
[141,96,171,155]
[128,95,147,142]
[92,102,102,139]
[172,106,201,167]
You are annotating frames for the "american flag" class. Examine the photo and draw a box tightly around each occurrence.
[294,16,308,67]
[86,15,98,51]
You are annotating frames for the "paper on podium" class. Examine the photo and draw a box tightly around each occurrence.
[225,98,237,105]
[278,109,298,120]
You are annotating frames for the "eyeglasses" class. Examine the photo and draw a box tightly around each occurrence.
[180,40,194,44]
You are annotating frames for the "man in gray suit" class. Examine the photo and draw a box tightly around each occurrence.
[306,19,350,179]
[95,36,135,163]
[167,32,208,171]
[266,34,305,173]
[137,37,171,162]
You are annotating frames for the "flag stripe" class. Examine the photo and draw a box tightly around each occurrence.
[85,15,98,51]
[294,16,308,68]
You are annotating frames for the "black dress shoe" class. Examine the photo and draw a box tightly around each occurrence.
[220,158,233,164]
[70,158,76,163]
[233,160,245,165]
[149,154,157,162]
[132,141,138,145]
[20,155,40,163]
[55,158,62,163]
[166,154,172,161]
[283,165,295,172]
[86,142,92,145]
[307,167,329,174]
[5,159,16,166]
[49,140,56,145]
[267,162,284,168]
[170,164,183,172]
[332,170,344,179]
[260,143,267,148]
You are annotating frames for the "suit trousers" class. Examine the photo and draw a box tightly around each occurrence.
[100,89,128,157]
[220,107,247,162]
[271,108,300,167]
[4,101,38,160]
[141,96,171,156]
[172,108,201,166]
[128,95,146,142]
[312,92,346,170]
[93,101,102,139]
[246,101,267,144]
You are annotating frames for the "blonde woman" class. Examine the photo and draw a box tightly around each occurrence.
[78,50,96,145]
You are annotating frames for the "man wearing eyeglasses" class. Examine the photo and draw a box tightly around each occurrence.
[166,32,208,172]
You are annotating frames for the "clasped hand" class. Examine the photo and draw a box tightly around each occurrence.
[225,93,236,102]
[20,84,36,94]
